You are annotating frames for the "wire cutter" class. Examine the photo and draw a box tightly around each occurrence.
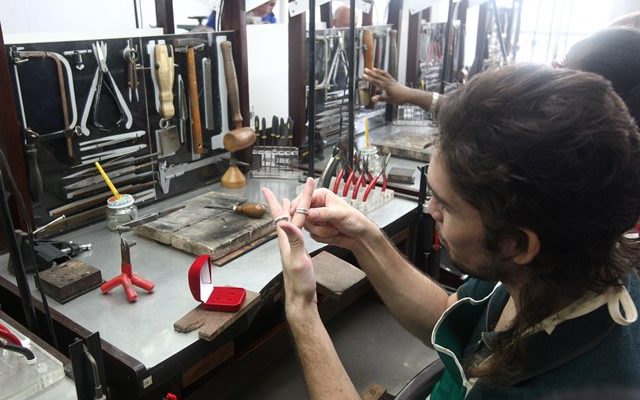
[333,161,350,194]
[341,151,360,197]
[352,155,369,200]
[363,153,391,202]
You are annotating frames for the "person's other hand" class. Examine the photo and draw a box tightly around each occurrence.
[262,178,317,312]
[291,187,377,252]
[364,67,410,104]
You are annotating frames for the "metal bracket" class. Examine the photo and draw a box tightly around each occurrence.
[68,332,108,400]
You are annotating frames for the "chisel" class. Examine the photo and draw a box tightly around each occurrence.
[204,202,266,218]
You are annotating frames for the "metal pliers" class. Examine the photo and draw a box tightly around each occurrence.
[92,41,132,130]
[78,41,132,135]
[363,153,391,202]
[0,323,35,362]
[0,323,21,346]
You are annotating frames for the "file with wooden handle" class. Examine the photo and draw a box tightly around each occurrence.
[154,44,175,119]
[186,47,204,154]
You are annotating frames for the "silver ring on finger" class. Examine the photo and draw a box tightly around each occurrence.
[273,215,289,226]
[295,207,309,215]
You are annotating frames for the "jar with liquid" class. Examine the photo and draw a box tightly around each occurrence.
[360,146,382,177]
[106,194,138,231]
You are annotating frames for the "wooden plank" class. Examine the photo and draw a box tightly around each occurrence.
[372,130,436,162]
[181,341,235,387]
[134,191,274,259]
[134,207,213,244]
[212,231,277,266]
[360,383,388,400]
[313,251,367,299]
[174,290,260,341]
[171,212,273,260]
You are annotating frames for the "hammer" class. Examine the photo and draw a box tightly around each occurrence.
[220,41,256,144]
[220,41,256,188]
[173,38,207,154]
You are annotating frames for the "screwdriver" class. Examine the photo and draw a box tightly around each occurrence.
[205,202,267,218]
[254,115,261,146]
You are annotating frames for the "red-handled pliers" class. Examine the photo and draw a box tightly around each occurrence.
[342,168,356,197]
[0,323,22,346]
[333,164,347,194]
[342,152,360,197]
[352,157,369,200]
[362,153,391,202]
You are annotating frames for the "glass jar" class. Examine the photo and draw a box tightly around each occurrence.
[360,146,382,177]
[106,194,138,231]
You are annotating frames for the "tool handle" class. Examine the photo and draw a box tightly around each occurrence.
[388,29,398,78]
[53,56,73,158]
[261,117,268,140]
[25,144,43,203]
[363,30,374,70]
[186,47,204,154]
[221,41,243,130]
[154,45,175,119]
[235,202,266,218]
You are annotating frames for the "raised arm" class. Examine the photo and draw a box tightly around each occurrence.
[364,67,439,112]
[296,186,455,342]
[262,178,360,400]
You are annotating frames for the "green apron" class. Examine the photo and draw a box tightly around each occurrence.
[429,284,501,400]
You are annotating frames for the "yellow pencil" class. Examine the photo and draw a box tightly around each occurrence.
[95,161,121,199]
[364,117,370,148]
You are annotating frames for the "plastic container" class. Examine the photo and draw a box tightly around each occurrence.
[0,317,65,400]
[106,194,138,231]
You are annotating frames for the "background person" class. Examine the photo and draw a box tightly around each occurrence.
[246,1,277,24]
[364,27,640,123]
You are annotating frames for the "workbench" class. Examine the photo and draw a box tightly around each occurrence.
[0,177,418,398]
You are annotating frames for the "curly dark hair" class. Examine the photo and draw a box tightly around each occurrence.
[436,64,640,385]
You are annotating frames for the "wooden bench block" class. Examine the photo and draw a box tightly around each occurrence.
[312,251,367,299]
[174,290,260,341]
[135,191,274,262]
[38,260,102,303]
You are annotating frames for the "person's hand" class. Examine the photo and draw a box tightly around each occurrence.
[364,67,411,104]
[291,187,377,252]
[261,178,317,313]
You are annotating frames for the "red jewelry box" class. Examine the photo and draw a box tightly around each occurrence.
[188,255,246,312]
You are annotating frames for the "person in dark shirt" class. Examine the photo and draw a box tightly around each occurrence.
[263,64,640,399]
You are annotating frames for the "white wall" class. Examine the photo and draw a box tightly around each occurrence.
[246,23,289,127]
[0,0,219,38]
[0,0,137,35]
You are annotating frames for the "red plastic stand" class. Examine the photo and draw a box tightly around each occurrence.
[100,262,155,303]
